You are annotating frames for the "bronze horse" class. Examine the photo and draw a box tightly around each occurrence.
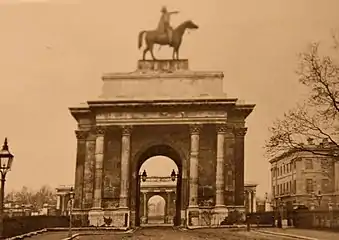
[138,20,199,60]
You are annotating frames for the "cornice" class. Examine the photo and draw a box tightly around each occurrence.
[102,71,224,80]
[87,98,238,108]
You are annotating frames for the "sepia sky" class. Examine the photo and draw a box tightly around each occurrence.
[0,0,338,198]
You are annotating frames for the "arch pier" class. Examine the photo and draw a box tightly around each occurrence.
[69,59,255,228]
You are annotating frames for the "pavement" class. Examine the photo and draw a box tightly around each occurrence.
[13,226,339,240]
[67,227,299,240]
[255,227,339,240]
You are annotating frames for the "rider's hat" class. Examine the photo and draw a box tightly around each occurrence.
[161,6,167,13]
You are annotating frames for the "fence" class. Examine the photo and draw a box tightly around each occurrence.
[246,211,275,225]
[3,215,69,238]
[293,209,339,231]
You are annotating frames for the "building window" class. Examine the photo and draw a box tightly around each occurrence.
[321,179,331,193]
[293,180,296,193]
[306,179,313,193]
[293,161,296,170]
[321,159,330,170]
[305,159,313,170]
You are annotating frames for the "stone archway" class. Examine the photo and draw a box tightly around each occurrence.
[70,59,255,228]
[147,195,166,224]
[132,144,183,227]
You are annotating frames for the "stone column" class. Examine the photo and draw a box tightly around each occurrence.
[119,125,132,208]
[224,126,235,205]
[234,127,247,206]
[83,130,96,209]
[248,191,252,213]
[188,124,201,208]
[143,192,147,218]
[56,195,61,210]
[216,124,226,207]
[93,126,106,209]
[167,192,171,223]
[74,130,88,209]
[252,190,257,213]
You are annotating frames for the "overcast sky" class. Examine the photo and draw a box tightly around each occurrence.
[0,0,338,197]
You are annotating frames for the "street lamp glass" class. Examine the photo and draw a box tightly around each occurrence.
[141,170,147,182]
[171,169,176,181]
[0,138,14,173]
[69,187,75,199]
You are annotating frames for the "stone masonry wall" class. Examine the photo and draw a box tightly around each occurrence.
[198,125,217,206]
[102,128,122,208]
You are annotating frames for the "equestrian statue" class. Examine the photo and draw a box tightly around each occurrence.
[138,6,199,60]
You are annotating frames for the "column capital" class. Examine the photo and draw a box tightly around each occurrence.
[75,130,89,140]
[95,126,107,135]
[121,125,133,136]
[189,124,202,135]
[234,127,247,137]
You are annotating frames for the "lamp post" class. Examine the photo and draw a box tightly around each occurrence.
[139,170,147,225]
[67,187,75,238]
[315,191,322,208]
[170,169,178,182]
[277,197,283,228]
[140,170,147,183]
[0,138,14,239]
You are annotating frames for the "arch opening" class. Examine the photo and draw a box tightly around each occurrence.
[147,195,166,224]
[133,144,183,227]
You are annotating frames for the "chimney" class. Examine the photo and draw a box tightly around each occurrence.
[322,138,329,147]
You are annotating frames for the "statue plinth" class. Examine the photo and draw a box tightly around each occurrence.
[96,59,228,101]
[137,59,189,72]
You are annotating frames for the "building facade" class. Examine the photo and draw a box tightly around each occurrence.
[69,59,255,228]
[270,138,339,211]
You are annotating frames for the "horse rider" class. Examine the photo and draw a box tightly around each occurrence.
[157,6,179,44]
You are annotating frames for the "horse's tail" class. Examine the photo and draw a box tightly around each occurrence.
[138,30,146,49]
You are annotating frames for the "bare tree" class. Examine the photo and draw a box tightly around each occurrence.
[5,185,56,210]
[265,33,339,159]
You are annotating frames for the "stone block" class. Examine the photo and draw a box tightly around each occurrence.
[88,209,105,227]
[137,59,189,72]
[99,60,226,100]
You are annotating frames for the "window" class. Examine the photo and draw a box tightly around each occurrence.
[293,161,296,170]
[321,159,330,170]
[305,159,313,170]
[306,179,313,193]
[293,180,297,193]
[321,179,331,193]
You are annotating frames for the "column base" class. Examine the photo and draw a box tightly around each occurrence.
[213,206,228,226]
[88,208,130,228]
[187,206,200,226]
[225,205,246,224]
[88,208,104,227]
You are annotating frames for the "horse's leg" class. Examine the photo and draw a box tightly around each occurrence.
[172,48,176,60]
[150,44,157,60]
[143,47,149,60]
[174,47,179,60]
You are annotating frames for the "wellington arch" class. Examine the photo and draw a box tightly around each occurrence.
[69,59,255,228]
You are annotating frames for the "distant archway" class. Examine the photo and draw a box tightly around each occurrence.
[133,144,183,227]
[147,195,166,224]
